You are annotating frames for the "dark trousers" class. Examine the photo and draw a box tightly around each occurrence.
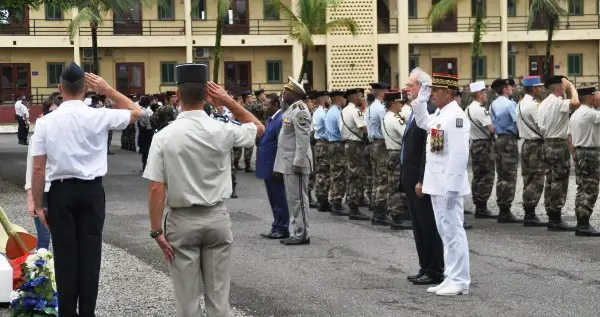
[404,181,444,278]
[34,193,51,249]
[138,128,153,170]
[48,178,105,317]
[17,116,27,142]
[264,179,289,233]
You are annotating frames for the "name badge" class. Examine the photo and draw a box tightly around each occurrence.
[430,128,444,153]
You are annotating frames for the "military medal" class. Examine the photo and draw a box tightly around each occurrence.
[430,128,444,153]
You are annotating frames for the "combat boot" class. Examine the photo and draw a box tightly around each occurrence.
[474,202,497,219]
[497,207,522,223]
[244,160,255,173]
[390,214,412,230]
[371,203,390,225]
[575,216,600,237]
[523,206,547,227]
[308,193,318,209]
[234,160,243,171]
[359,196,369,208]
[330,202,349,216]
[547,213,576,232]
[348,203,370,221]
[317,197,331,212]
[231,184,238,199]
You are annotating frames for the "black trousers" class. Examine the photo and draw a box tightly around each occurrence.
[403,179,444,278]
[137,128,153,170]
[48,178,105,317]
[17,116,27,142]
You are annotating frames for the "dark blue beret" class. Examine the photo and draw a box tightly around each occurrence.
[175,63,208,85]
[60,62,85,83]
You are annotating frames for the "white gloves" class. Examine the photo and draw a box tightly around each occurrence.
[445,190,459,210]
[417,83,431,103]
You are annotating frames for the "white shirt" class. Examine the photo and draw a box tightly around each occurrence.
[465,101,492,140]
[516,94,543,140]
[25,115,52,192]
[340,103,366,141]
[538,93,571,139]
[569,105,600,147]
[15,100,29,119]
[382,110,408,150]
[30,100,131,181]
[143,110,257,208]
[84,98,92,106]
[139,107,154,129]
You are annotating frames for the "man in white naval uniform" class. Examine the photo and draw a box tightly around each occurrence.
[410,70,471,296]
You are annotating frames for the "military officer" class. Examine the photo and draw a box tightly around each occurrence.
[538,75,580,231]
[568,87,600,236]
[490,78,522,223]
[239,91,256,173]
[151,93,177,132]
[411,72,471,296]
[364,92,375,209]
[253,89,267,122]
[274,77,312,245]
[341,88,370,221]
[325,91,349,215]
[311,91,331,211]
[382,90,411,230]
[465,81,496,218]
[516,76,547,226]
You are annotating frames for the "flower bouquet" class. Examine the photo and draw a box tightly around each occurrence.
[9,248,58,316]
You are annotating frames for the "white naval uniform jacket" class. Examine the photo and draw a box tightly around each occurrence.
[273,100,313,175]
[412,100,471,197]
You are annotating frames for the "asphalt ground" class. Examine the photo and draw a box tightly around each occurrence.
[1,132,600,317]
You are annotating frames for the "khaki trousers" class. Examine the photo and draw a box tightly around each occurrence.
[165,203,233,317]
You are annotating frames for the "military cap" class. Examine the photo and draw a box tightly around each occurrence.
[284,76,306,96]
[241,91,251,98]
[312,91,328,98]
[577,86,597,96]
[522,76,544,87]
[491,78,515,90]
[345,88,364,98]
[367,93,375,103]
[469,81,485,93]
[304,90,315,99]
[544,75,567,88]
[60,62,85,83]
[384,90,408,102]
[369,82,390,90]
[166,91,176,97]
[175,63,208,85]
[430,73,459,90]
[328,90,345,97]
[254,89,265,97]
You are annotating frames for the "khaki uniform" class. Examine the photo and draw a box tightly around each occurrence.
[465,101,495,209]
[382,108,410,219]
[340,102,366,207]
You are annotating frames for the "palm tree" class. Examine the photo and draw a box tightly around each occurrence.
[212,0,229,83]
[427,0,485,83]
[265,0,358,83]
[527,0,567,79]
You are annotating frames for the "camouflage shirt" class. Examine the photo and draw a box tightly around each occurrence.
[151,104,177,132]
[246,101,265,123]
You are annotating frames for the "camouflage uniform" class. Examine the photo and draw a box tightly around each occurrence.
[574,148,600,219]
[543,139,570,213]
[371,140,388,206]
[386,150,406,217]
[466,101,495,212]
[328,142,346,205]
[521,140,545,209]
[345,141,366,206]
[151,103,177,132]
[364,143,374,205]
[494,135,519,209]
[314,140,330,199]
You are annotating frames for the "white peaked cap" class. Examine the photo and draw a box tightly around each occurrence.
[469,81,485,93]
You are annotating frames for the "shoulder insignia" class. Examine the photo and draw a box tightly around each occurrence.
[456,118,463,128]
[484,110,489,115]
[357,110,363,117]
[298,117,309,126]
[394,113,401,119]
[292,104,297,110]
[298,104,305,111]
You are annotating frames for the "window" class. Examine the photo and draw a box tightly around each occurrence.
[567,54,582,76]
[266,60,282,83]
[158,0,174,20]
[475,56,486,79]
[508,55,516,78]
[471,0,486,17]
[264,1,280,20]
[83,62,95,74]
[409,57,419,71]
[408,0,417,18]
[45,4,63,20]
[161,62,177,84]
[569,0,583,15]
[192,0,207,20]
[47,63,64,87]
[507,0,516,17]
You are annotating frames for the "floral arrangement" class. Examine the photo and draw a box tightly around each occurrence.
[9,248,58,316]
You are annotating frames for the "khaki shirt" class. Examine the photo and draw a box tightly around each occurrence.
[273,100,313,175]
[143,110,257,207]
[538,93,571,139]
[569,105,600,147]
[382,110,408,150]
[340,103,366,141]
[465,101,492,140]
[516,94,543,140]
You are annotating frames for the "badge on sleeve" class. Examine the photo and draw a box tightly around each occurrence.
[283,117,292,126]
[357,110,363,117]
[456,118,463,128]
[298,117,308,127]
[298,104,306,111]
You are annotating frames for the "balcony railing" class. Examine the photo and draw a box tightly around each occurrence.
[79,20,185,36]
[0,87,61,106]
[507,15,600,31]
[191,19,290,35]
[0,19,72,36]
[408,16,501,33]
[378,18,398,33]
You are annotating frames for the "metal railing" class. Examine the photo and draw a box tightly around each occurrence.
[0,87,61,106]
[378,18,398,34]
[79,20,186,36]
[408,16,501,33]
[0,19,72,36]
[191,19,290,35]
[507,14,600,31]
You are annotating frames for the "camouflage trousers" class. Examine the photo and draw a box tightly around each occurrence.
[328,142,346,204]
[494,135,519,209]
[574,148,599,218]
[309,144,315,192]
[230,151,237,186]
[371,140,388,205]
[345,141,366,206]
[314,140,330,199]
[470,139,495,205]
[233,146,253,164]
[386,150,407,216]
[543,139,570,214]
[521,139,545,209]
[364,143,374,203]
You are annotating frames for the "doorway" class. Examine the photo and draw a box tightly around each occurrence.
[0,63,31,103]
[302,61,314,92]
[114,3,142,35]
[223,0,249,35]
[115,63,145,95]
[432,58,458,75]
[224,61,251,95]
[431,0,457,32]
[528,55,554,80]
[0,7,29,35]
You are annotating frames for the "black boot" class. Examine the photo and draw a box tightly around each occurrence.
[348,203,370,221]
[575,216,600,236]
[309,193,318,209]
[231,184,238,199]
[244,160,255,173]
[359,197,369,208]
[523,206,547,227]
[497,207,522,223]
[547,213,576,231]
[234,160,243,171]
[370,203,390,225]
[368,202,374,211]
[317,196,330,212]
[330,202,349,216]
[474,202,497,219]
[390,214,412,230]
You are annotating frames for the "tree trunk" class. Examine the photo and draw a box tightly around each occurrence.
[213,18,224,84]
[470,0,484,83]
[296,46,309,84]
[544,20,554,79]
[91,21,99,75]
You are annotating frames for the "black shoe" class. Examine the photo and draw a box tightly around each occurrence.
[474,210,498,219]
[235,163,243,171]
[464,209,474,215]
[547,220,576,232]
[463,222,473,230]
[349,203,370,221]
[575,217,600,236]
[309,196,318,209]
[368,203,374,211]
[245,166,255,173]
[390,219,412,230]
[280,236,310,245]
[330,203,349,216]
[497,211,523,223]
[317,200,331,212]
[371,215,390,225]
[407,272,424,282]
[231,186,238,199]
[359,198,369,208]
[22,141,29,146]
[412,275,443,285]
[523,210,547,227]
[260,231,275,239]
[269,231,290,239]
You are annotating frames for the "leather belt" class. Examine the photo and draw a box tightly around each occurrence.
[51,177,103,185]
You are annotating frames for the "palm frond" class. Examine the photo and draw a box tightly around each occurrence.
[216,0,230,19]
[527,0,567,31]
[265,0,299,22]
[98,0,137,16]
[322,18,357,35]
[289,20,313,47]
[426,0,458,26]
[67,7,102,39]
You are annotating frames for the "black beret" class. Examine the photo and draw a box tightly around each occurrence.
[328,90,345,97]
[345,88,364,97]
[241,91,251,98]
[312,91,328,98]
[544,75,567,88]
[254,89,265,96]
[577,87,597,96]
[384,91,408,102]
[367,94,375,103]
[175,63,208,85]
[166,91,176,97]
[369,82,390,90]
[60,62,85,83]
[491,78,514,90]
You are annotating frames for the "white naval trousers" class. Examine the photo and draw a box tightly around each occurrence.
[430,195,471,288]
[283,174,310,239]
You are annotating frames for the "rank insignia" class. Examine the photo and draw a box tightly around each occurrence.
[484,110,489,115]
[456,118,463,128]
[298,104,305,111]
[298,117,308,126]
[283,117,292,126]
[436,123,441,129]
[430,129,444,153]
[357,110,363,117]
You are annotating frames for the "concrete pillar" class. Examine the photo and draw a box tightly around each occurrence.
[500,0,508,78]
[72,8,80,65]
[290,0,303,82]
[184,0,193,63]
[397,0,409,87]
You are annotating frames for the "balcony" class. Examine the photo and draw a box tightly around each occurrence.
[408,16,501,33]
[377,18,398,33]
[79,20,186,36]
[0,19,71,36]
[191,19,290,36]
[508,14,600,31]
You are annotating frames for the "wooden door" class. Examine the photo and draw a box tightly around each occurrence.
[224,61,251,95]
[432,0,457,32]
[0,63,31,103]
[115,63,145,95]
[528,55,554,80]
[114,2,142,35]
[303,60,314,92]
[0,7,29,35]
[432,58,458,75]
[223,0,249,35]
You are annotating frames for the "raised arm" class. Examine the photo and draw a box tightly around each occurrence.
[411,85,433,131]
[206,82,265,138]
[85,73,142,124]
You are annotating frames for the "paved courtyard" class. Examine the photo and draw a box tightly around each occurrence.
[1,132,600,316]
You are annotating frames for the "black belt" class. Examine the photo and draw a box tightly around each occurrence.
[345,140,363,143]
[329,140,344,143]
[523,139,544,143]
[575,146,600,151]
[51,177,103,185]
[545,138,567,142]
[372,139,385,142]
[497,134,517,138]
[316,139,327,143]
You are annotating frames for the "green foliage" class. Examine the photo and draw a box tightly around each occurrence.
[527,0,567,32]
[425,0,457,26]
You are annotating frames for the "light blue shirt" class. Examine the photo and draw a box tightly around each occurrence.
[366,99,386,140]
[491,96,518,135]
[313,106,328,140]
[324,104,342,142]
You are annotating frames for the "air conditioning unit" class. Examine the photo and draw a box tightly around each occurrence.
[193,47,211,59]
[82,48,93,60]
[409,45,420,56]
[508,43,517,53]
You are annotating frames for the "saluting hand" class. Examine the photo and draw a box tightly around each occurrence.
[206,82,231,104]
[155,234,175,263]
[85,73,110,95]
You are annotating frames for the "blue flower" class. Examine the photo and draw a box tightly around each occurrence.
[22,297,37,309]
[34,299,47,311]
[34,259,46,267]
[30,276,48,287]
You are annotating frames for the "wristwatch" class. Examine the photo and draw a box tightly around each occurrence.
[150,228,163,239]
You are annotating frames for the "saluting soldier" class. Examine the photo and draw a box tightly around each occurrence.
[274,77,313,245]
[568,87,600,236]
[151,92,177,132]
[238,91,256,173]
[253,89,267,122]
[364,93,376,209]
[341,88,370,221]
[490,78,522,223]
[144,64,264,316]
[465,81,496,218]
[311,91,331,212]
[538,76,580,231]
[325,91,349,215]
[516,76,547,226]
